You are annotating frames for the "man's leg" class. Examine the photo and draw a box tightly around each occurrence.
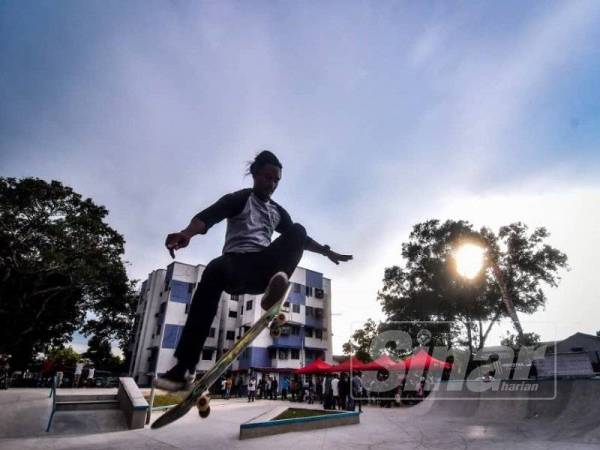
[262,223,307,278]
[254,223,307,309]
[155,256,231,390]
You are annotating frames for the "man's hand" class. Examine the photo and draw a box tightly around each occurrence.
[326,249,353,265]
[165,232,191,259]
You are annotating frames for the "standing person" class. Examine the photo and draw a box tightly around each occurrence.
[225,376,233,399]
[339,373,349,410]
[235,375,243,398]
[281,376,289,400]
[221,377,227,398]
[0,355,10,390]
[55,359,65,388]
[155,151,353,391]
[271,376,278,400]
[266,376,272,400]
[316,376,323,403]
[86,366,95,387]
[247,377,256,402]
[290,377,296,402]
[352,371,364,413]
[331,374,340,410]
[323,374,333,409]
[257,377,264,399]
[73,361,84,388]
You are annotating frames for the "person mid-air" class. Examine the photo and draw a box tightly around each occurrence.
[155,150,353,391]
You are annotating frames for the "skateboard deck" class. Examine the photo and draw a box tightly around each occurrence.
[151,281,291,429]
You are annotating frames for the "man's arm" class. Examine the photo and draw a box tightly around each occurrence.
[305,236,330,256]
[181,217,207,239]
[165,189,250,258]
[305,236,353,265]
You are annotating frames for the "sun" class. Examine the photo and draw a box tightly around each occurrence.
[453,243,486,279]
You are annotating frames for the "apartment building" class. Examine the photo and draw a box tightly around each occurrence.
[129,261,332,386]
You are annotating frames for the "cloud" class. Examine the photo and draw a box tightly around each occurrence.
[2,1,600,354]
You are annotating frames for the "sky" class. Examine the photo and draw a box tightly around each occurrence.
[2,0,600,356]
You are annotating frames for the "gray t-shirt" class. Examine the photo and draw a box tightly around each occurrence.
[194,188,299,254]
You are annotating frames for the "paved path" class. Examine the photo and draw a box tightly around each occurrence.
[1,379,600,449]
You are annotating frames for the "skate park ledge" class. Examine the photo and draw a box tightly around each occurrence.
[239,407,359,440]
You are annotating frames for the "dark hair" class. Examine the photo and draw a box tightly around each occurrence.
[246,150,282,176]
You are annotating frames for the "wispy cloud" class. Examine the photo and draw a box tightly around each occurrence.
[2,1,600,351]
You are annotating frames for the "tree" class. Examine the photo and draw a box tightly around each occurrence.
[46,345,81,368]
[342,319,379,362]
[501,331,541,349]
[82,335,124,373]
[0,178,138,369]
[378,220,567,351]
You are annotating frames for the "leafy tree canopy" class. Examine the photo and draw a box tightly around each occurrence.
[378,219,567,351]
[0,177,138,369]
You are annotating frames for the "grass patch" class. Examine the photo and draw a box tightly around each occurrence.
[146,393,185,407]
[272,408,342,420]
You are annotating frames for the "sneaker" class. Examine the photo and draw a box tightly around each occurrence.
[154,366,195,392]
[260,272,289,310]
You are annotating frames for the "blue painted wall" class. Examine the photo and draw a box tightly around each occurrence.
[170,280,193,304]
[162,324,183,348]
[238,346,271,369]
[305,269,323,289]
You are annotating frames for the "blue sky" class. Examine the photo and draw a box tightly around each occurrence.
[2,1,600,354]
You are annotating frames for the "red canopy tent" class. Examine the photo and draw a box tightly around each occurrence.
[360,354,405,371]
[402,350,451,370]
[294,358,333,374]
[325,356,369,373]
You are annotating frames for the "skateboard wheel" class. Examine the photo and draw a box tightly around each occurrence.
[199,406,210,419]
[270,326,281,337]
[196,394,210,412]
[274,313,287,325]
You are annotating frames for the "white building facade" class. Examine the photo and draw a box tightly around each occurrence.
[129,261,332,387]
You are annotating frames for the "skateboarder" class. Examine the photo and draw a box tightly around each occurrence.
[155,150,353,391]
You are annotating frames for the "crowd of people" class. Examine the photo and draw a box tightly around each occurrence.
[215,370,433,412]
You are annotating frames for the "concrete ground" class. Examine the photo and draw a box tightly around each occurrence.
[2,379,600,449]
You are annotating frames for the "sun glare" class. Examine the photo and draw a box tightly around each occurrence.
[454,244,485,279]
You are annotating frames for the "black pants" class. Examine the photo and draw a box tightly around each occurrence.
[174,223,308,371]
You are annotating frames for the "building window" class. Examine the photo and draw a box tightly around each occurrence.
[291,349,300,359]
[291,326,300,336]
[278,349,288,360]
[315,288,324,299]
[305,286,313,297]
[306,306,314,316]
[315,329,323,339]
[292,304,300,313]
[280,326,290,336]
[305,327,314,338]
[315,308,323,319]
[293,282,301,293]
[241,306,244,315]
[231,294,240,301]
[269,348,277,359]
[228,310,237,318]
[246,300,253,311]
[209,327,216,338]
[188,282,195,293]
[201,350,213,360]
[226,331,235,340]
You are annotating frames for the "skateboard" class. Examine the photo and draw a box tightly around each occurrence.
[151,274,291,429]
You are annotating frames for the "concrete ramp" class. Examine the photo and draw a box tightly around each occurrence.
[416,378,600,444]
